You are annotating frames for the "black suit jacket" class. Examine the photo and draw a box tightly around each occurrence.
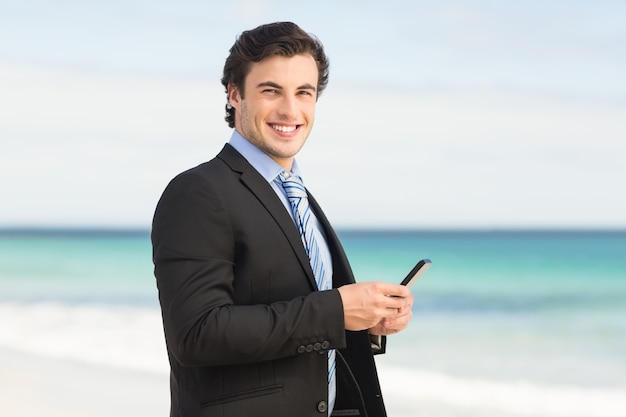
[152,144,387,417]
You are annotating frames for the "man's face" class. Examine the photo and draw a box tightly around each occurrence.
[228,54,319,170]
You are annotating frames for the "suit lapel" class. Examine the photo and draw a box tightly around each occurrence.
[217,144,318,290]
[307,192,356,287]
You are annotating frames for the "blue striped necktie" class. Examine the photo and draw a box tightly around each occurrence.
[277,171,336,413]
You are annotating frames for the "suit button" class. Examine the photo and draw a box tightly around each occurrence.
[305,344,314,352]
[321,341,330,349]
[314,343,321,351]
[297,345,306,353]
[317,400,328,413]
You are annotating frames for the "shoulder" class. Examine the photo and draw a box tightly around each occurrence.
[173,143,249,181]
[167,144,244,187]
[152,156,233,234]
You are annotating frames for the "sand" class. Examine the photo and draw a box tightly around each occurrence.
[5,346,623,417]
[0,348,169,417]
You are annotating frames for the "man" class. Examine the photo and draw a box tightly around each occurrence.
[152,22,413,417]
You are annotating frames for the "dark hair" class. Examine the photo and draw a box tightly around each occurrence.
[221,22,330,128]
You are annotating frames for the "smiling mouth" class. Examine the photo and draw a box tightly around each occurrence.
[270,124,298,133]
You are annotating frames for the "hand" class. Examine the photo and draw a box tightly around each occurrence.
[337,282,413,332]
[368,295,414,335]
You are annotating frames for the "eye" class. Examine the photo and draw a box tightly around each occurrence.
[262,88,278,94]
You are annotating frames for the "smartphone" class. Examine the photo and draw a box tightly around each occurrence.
[400,259,432,289]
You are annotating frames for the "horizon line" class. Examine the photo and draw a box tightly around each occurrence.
[1,226,626,237]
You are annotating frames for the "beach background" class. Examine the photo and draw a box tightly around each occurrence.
[1,1,626,416]
[1,230,625,417]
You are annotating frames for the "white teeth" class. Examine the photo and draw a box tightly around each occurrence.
[271,124,296,133]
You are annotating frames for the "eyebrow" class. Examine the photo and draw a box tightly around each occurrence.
[256,81,317,93]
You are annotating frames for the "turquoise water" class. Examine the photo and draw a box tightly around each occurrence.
[0,230,156,305]
[343,230,626,313]
[340,231,626,387]
[3,229,624,306]
[1,229,625,393]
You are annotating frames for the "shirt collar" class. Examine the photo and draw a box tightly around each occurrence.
[228,130,303,182]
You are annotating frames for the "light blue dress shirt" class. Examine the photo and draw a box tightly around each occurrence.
[228,130,336,414]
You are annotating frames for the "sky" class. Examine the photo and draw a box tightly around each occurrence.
[1,0,625,229]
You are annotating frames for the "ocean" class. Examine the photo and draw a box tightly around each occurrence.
[1,229,625,416]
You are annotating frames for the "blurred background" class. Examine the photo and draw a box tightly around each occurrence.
[1,1,625,416]
[1,0,624,229]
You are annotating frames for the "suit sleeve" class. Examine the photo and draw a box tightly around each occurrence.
[152,170,347,367]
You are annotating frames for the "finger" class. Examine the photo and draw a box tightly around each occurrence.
[392,285,412,298]
[387,297,412,310]
[376,282,411,298]
[397,301,414,314]
[382,319,408,332]
[395,306,412,317]
[384,311,412,329]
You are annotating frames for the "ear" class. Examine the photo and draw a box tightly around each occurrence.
[227,84,241,110]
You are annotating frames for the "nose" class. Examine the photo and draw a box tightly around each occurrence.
[277,95,297,120]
